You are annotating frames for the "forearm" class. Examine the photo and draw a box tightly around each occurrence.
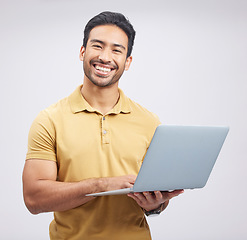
[23,178,105,214]
[23,160,136,214]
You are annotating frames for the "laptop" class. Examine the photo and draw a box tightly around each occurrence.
[86,125,229,197]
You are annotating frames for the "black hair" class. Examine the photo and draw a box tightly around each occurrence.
[83,11,136,57]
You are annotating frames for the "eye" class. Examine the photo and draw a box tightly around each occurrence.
[92,44,102,49]
[113,49,122,54]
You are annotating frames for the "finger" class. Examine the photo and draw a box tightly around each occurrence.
[169,189,184,196]
[143,192,156,203]
[127,193,135,199]
[125,182,134,188]
[134,192,147,203]
[127,193,143,205]
[127,175,137,183]
[154,191,163,202]
[164,189,184,200]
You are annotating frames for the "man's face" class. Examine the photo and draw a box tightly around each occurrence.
[80,25,132,88]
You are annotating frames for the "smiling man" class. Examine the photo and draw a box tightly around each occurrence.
[22,12,183,240]
[82,25,131,87]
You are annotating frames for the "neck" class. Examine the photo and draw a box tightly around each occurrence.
[81,79,120,115]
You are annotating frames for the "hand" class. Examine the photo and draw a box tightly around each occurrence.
[104,175,136,191]
[127,190,184,211]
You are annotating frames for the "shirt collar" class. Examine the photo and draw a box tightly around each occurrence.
[69,85,131,115]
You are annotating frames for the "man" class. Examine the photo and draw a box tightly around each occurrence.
[23,11,183,240]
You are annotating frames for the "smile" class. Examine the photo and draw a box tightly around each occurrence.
[92,63,117,77]
[94,65,112,73]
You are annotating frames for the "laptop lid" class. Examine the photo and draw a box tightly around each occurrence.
[133,125,229,192]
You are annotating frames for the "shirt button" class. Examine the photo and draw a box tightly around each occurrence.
[103,130,107,134]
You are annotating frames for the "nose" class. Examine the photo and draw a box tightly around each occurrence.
[98,48,112,63]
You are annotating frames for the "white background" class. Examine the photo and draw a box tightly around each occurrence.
[1,0,246,239]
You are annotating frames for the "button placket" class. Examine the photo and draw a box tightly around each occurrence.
[101,116,110,144]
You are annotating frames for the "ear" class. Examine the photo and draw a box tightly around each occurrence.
[79,46,85,61]
[124,56,132,71]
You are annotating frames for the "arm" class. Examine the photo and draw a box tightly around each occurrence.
[22,159,136,215]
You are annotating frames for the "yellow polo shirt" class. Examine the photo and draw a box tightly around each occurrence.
[26,85,160,240]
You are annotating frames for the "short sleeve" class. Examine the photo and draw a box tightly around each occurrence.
[152,112,161,126]
[26,110,56,161]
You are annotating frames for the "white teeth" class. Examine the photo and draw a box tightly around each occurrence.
[95,65,111,72]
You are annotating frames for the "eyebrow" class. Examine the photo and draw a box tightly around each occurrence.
[90,39,126,50]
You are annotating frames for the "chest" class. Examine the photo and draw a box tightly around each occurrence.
[55,113,154,181]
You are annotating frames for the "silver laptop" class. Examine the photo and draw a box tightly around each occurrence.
[86,125,229,197]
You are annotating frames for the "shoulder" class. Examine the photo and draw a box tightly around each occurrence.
[28,96,70,138]
[119,88,160,123]
[127,97,160,125]
[38,96,70,121]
